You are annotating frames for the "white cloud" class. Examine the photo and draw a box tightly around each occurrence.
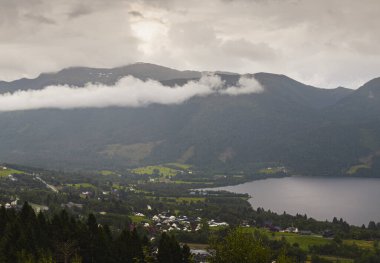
[222,76,264,95]
[0,74,264,112]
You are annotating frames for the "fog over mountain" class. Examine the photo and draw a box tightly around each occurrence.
[0,74,263,111]
[0,63,379,178]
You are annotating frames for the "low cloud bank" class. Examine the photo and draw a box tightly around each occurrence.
[0,74,264,111]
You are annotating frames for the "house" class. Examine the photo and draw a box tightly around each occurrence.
[322,229,334,238]
[269,226,282,232]
[62,202,83,209]
[285,226,298,233]
[134,212,145,217]
[191,249,211,263]
[8,174,17,181]
[31,203,49,213]
[208,219,229,227]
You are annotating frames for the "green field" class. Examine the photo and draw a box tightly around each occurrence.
[317,255,354,263]
[259,167,285,174]
[243,228,374,258]
[130,215,151,223]
[347,164,370,175]
[171,180,214,185]
[0,167,24,177]
[176,197,206,203]
[343,239,374,250]
[131,165,179,177]
[241,228,332,251]
[99,170,117,176]
[165,163,192,170]
[273,232,331,251]
[171,180,193,184]
[111,183,124,190]
[145,196,206,204]
[67,183,97,189]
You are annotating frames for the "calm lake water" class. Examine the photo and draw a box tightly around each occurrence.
[212,176,380,226]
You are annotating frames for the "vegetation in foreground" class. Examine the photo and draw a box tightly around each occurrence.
[2,203,380,263]
[1,164,380,262]
[0,202,296,263]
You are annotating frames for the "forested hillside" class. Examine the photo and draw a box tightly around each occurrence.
[0,63,379,177]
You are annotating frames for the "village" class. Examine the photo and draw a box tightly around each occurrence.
[133,211,229,233]
[1,163,374,262]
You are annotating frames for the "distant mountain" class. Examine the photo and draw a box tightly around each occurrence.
[320,78,380,176]
[253,73,352,109]
[0,63,378,177]
[330,77,380,120]
[0,63,201,93]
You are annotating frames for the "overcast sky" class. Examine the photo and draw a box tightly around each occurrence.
[0,0,379,89]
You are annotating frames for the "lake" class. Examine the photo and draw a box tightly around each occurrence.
[211,176,380,226]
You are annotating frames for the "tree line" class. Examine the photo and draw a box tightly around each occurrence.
[0,202,190,263]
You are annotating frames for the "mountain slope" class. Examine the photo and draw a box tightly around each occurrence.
[0,63,201,93]
[0,63,373,176]
[281,78,380,176]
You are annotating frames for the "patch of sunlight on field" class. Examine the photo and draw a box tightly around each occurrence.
[343,239,374,250]
[131,165,179,177]
[165,163,192,170]
[0,167,24,177]
[347,164,370,175]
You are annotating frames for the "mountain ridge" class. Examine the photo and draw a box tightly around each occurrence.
[0,63,378,177]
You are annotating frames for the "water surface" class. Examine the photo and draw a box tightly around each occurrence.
[212,176,380,226]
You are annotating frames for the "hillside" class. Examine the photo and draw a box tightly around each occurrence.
[0,63,201,93]
[0,63,378,176]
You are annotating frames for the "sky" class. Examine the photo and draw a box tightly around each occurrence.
[0,0,379,89]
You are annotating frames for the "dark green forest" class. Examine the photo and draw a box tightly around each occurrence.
[0,202,193,263]
[1,202,380,263]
